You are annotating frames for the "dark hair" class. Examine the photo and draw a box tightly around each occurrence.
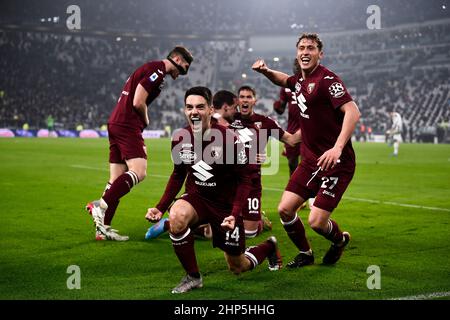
[184,86,212,105]
[296,33,323,51]
[213,90,236,109]
[238,85,256,98]
[168,46,194,65]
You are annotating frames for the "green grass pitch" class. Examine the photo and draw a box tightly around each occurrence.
[0,138,449,300]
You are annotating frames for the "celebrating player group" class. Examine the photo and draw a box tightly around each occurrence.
[86,33,361,293]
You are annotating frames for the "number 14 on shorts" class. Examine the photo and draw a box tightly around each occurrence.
[225,227,240,242]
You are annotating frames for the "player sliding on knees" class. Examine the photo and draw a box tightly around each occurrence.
[145,86,282,293]
[85,46,193,241]
[252,33,361,267]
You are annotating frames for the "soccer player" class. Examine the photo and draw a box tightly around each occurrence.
[86,46,194,241]
[386,107,403,157]
[145,89,272,240]
[145,86,282,293]
[252,33,361,267]
[273,64,315,211]
[233,85,300,238]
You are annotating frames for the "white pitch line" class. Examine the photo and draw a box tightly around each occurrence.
[71,165,450,213]
[390,291,450,300]
[264,187,450,212]
[69,164,169,179]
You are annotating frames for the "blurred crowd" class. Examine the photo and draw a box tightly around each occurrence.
[1,0,448,34]
[0,17,449,141]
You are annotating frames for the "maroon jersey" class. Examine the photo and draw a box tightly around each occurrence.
[231,112,285,190]
[233,112,285,154]
[156,123,253,218]
[108,61,166,131]
[279,87,301,134]
[286,64,355,167]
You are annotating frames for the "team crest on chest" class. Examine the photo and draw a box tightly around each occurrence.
[307,83,316,94]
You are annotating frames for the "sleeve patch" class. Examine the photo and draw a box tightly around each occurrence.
[328,82,345,98]
[149,72,158,82]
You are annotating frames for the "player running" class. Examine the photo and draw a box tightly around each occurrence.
[252,33,361,267]
[145,86,282,293]
[86,46,193,241]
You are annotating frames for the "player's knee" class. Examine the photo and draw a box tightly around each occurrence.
[136,170,146,182]
[168,211,188,234]
[308,215,327,232]
[278,204,294,221]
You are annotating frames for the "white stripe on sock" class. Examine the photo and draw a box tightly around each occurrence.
[245,229,259,238]
[280,214,298,226]
[244,251,258,268]
[126,171,138,186]
[326,220,333,235]
[169,228,191,242]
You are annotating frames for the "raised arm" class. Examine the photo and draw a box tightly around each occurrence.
[252,59,290,87]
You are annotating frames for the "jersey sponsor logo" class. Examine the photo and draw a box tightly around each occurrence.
[328,82,345,98]
[179,149,197,163]
[236,128,254,144]
[295,82,301,94]
[192,160,214,182]
[324,75,334,80]
[157,69,163,74]
[307,83,316,94]
[296,93,308,114]
[230,119,244,129]
[149,72,158,82]
[254,122,262,129]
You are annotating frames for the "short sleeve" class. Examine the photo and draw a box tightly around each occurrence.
[286,74,297,92]
[323,75,353,109]
[139,70,162,94]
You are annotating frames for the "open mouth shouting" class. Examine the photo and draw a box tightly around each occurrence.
[190,115,202,133]
[300,56,311,67]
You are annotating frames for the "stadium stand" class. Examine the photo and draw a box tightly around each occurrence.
[0,1,449,141]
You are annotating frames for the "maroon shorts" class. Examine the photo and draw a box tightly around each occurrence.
[180,193,245,256]
[108,124,147,163]
[242,185,262,222]
[284,143,301,159]
[286,160,355,212]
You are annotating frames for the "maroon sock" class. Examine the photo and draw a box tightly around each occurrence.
[170,228,199,275]
[244,240,275,269]
[282,216,311,252]
[102,171,138,206]
[104,200,119,226]
[313,219,343,244]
